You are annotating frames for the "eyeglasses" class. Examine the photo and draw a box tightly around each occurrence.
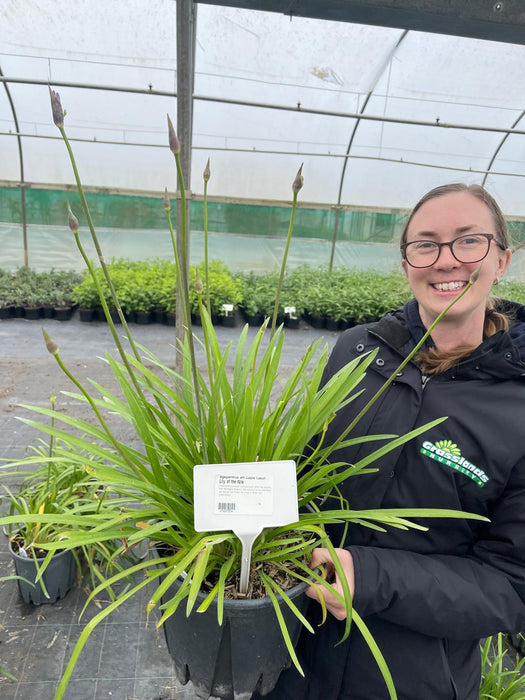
[400,233,505,269]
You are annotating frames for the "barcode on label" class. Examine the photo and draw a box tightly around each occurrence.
[218,502,236,512]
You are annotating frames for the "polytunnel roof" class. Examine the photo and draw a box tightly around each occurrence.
[1,0,525,215]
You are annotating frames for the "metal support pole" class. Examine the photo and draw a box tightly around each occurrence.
[1,66,28,267]
[175,0,196,354]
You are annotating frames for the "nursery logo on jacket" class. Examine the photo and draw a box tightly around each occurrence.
[420,439,489,487]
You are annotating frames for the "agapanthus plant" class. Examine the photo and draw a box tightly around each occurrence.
[0,89,486,700]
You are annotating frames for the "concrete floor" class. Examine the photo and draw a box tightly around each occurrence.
[0,313,337,700]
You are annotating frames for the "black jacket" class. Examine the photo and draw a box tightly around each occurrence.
[269,299,525,700]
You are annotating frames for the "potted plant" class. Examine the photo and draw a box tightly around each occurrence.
[0,89,488,700]
[0,270,15,319]
[189,260,243,326]
[237,271,265,325]
[0,395,139,607]
[72,272,102,321]
[48,269,82,320]
[238,271,287,326]
[0,403,103,604]
[156,270,177,324]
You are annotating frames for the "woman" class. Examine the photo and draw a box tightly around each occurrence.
[267,184,525,699]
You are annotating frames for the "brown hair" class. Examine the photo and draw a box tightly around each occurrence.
[402,183,510,375]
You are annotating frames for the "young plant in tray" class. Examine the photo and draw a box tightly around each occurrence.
[0,88,488,700]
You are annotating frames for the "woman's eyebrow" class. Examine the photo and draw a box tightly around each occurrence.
[411,225,481,238]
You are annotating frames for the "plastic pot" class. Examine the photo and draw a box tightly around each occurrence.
[8,540,75,605]
[161,573,310,699]
[78,307,95,322]
[54,306,74,321]
[0,306,14,319]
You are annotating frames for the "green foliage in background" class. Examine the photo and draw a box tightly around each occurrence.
[189,260,243,315]
[3,263,525,328]
[0,267,81,309]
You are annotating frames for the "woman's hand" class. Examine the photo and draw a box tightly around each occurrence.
[306,547,355,620]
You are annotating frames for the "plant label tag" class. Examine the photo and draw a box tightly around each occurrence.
[194,460,298,532]
[194,460,298,594]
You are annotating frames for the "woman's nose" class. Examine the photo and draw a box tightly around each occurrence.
[435,242,460,267]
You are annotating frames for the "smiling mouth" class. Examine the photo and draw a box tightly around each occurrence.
[431,281,467,292]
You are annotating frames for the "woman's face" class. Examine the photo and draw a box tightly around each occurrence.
[402,191,511,331]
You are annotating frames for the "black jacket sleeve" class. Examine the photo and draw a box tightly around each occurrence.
[350,455,525,640]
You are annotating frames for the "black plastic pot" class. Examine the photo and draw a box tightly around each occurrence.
[8,541,75,605]
[23,306,42,320]
[41,306,55,319]
[134,310,152,324]
[95,307,107,322]
[162,574,310,699]
[306,314,326,329]
[0,306,14,319]
[152,309,166,324]
[54,306,74,321]
[221,314,236,327]
[325,318,342,332]
[244,313,264,327]
[79,307,95,322]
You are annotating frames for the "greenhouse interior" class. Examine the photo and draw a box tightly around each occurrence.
[1,1,525,699]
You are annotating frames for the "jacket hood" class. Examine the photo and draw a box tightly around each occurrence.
[368,297,525,381]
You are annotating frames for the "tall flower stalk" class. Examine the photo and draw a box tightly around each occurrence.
[50,88,148,402]
[203,157,212,313]
[271,164,303,338]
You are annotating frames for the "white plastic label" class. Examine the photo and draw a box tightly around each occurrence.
[194,460,298,532]
[194,460,298,594]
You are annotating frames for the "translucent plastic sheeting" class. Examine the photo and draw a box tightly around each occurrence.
[1,223,524,283]
[1,1,525,212]
[0,222,403,274]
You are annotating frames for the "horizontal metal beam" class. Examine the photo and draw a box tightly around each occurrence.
[197,93,525,137]
[1,77,524,138]
[3,130,524,181]
[196,1,525,45]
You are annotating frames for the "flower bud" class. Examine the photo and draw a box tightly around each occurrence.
[42,328,58,355]
[49,86,64,128]
[195,270,204,295]
[203,158,211,182]
[469,263,483,285]
[167,114,180,154]
[67,203,79,234]
[292,164,304,193]
[164,188,171,212]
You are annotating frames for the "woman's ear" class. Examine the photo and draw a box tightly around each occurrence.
[497,248,512,278]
